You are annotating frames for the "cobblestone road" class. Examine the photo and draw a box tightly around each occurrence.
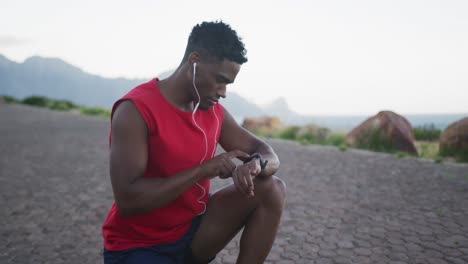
[1,103,468,264]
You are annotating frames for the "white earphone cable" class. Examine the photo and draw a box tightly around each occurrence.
[191,63,219,215]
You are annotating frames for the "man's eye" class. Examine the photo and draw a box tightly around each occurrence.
[216,75,231,84]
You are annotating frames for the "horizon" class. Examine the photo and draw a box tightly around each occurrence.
[1,0,468,116]
[1,52,468,118]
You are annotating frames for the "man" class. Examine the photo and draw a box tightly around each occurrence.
[102,21,286,264]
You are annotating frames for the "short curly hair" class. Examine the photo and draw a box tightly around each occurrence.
[182,21,248,64]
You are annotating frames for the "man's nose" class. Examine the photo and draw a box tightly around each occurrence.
[217,85,226,98]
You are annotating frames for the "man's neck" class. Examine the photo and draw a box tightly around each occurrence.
[158,66,194,112]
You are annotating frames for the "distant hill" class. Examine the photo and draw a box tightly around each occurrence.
[0,54,144,108]
[0,54,268,121]
[1,54,465,131]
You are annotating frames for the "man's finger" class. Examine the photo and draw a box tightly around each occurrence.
[237,167,251,195]
[253,159,262,175]
[226,150,249,159]
[245,171,255,197]
[232,168,242,193]
[238,174,249,195]
[221,160,234,177]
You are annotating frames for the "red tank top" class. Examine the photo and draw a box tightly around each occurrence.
[102,78,223,251]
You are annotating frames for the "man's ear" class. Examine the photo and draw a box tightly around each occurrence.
[188,52,201,66]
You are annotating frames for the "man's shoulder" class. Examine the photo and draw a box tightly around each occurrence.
[126,79,156,97]
[113,79,157,109]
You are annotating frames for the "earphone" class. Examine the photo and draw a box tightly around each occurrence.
[191,61,220,215]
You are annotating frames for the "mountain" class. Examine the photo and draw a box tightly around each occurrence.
[0,55,267,119]
[0,55,144,108]
[0,55,465,131]
[262,97,305,124]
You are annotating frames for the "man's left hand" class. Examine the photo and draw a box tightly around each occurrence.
[231,159,261,198]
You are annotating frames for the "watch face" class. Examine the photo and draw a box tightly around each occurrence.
[243,153,267,170]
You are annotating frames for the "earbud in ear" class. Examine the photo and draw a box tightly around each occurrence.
[193,62,197,75]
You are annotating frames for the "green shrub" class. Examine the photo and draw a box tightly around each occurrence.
[278,126,299,140]
[80,107,111,117]
[338,145,347,152]
[251,128,279,138]
[326,133,346,146]
[354,128,397,154]
[48,100,77,111]
[2,95,19,103]
[413,124,441,141]
[299,131,317,143]
[276,126,346,148]
[22,96,50,107]
[439,148,468,163]
[296,125,330,144]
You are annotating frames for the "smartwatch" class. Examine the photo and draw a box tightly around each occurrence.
[243,153,268,171]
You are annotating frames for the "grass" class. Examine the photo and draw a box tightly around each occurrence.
[395,152,407,159]
[416,140,468,163]
[80,107,111,117]
[2,95,110,118]
[415,141,439,160]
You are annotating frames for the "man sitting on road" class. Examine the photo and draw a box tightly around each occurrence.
[102,21,286,264]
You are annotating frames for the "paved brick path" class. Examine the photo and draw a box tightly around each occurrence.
[1,103,468,264]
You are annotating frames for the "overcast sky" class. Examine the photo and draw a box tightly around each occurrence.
[1,0,467,115]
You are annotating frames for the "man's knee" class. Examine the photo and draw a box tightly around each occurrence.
[272,176,286,197]
[254,175,286,206]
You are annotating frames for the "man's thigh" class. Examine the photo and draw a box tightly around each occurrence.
[190,182,260,261]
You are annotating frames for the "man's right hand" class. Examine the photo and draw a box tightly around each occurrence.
[201,150,249,179]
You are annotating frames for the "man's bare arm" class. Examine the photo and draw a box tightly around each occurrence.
[109,101,247,217]
[218,106,280,178]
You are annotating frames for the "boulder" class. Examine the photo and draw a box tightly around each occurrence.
[242,116,282,136]
[439,117,468,162]
[346,111,418,155]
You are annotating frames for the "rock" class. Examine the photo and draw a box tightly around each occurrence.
[242,116,282,136]
[439,117,468,162]
[346,111,418,155]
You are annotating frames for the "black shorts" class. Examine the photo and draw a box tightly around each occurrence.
[103,215,215,264]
